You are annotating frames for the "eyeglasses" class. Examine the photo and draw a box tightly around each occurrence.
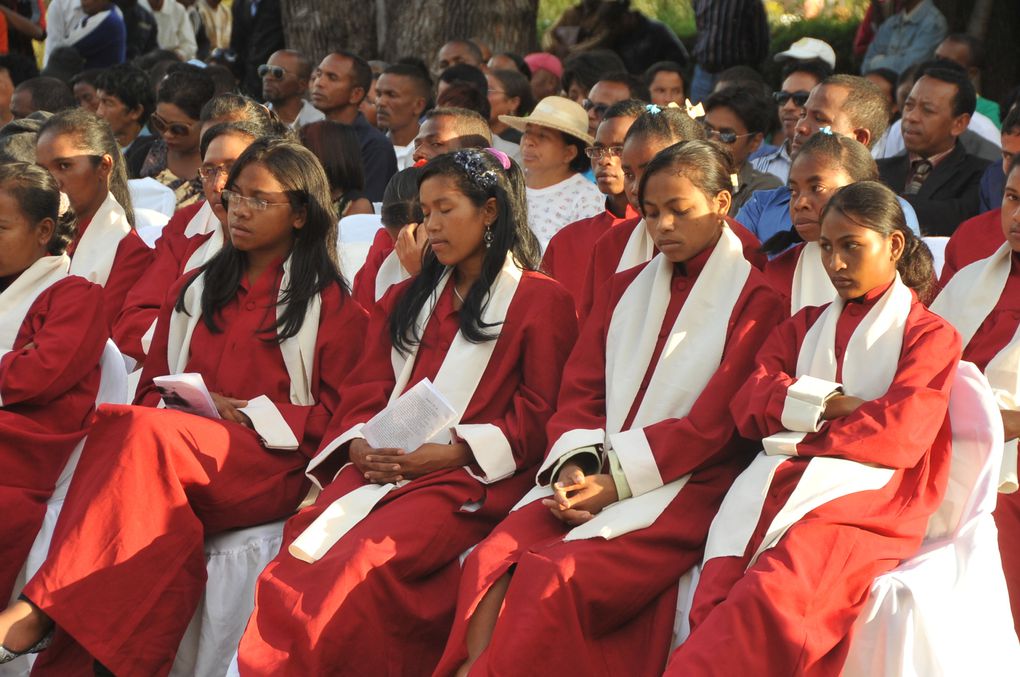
[701,125,755,144]
[772,90,810,107]
[258,64,290,80]
[150,113,197,137]
[581,99,610,117]
[220,189,291,212]
[198,163,233,182]
[584,145,624,159]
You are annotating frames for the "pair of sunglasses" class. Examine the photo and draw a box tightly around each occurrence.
[150,113,196,137]
[772,90,810,107]
[258,64,290,80]
[582,99,610,117]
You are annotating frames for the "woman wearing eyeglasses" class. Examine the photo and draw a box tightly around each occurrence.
[140,64,216,209]
[35,108,152,331]
[0,140,369,677]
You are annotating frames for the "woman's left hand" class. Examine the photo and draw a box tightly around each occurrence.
[386,442,472,481]
[542,473,619,526]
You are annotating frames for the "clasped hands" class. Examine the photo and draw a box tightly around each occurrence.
[349,438,471,484]
[542,463,619,527]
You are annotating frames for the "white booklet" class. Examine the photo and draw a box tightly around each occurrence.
[153,372,221,419]
[362,378,458,452]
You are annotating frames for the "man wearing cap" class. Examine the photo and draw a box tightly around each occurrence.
[524,52,562,103]
[775,37,837,73]
[500,95,604,247]
[862,0,947,75]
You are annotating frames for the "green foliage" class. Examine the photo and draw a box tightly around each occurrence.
[538,0,696,39]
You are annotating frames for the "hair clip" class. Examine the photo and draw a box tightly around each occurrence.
[58,191,71,217]
[483,147,512,170]
[684,98,705,119]
[819,126,833,135]
[645,103,662,115]
[451,149,502,191]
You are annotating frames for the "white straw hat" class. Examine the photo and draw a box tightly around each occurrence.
[498,96,594,146]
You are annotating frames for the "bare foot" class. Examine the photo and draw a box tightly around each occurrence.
[0,600,52,653]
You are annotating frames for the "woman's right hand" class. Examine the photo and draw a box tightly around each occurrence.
[1002,410,1020,442]
[395,222,426,276]
[349,438,405,484]
[822,395,866,420]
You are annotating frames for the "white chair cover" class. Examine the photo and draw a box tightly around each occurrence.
[338,213,382,284]
[128,177,176,218]
[923,236,949,280]
[135,210,172,248]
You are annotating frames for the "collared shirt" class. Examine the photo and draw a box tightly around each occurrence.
[731,162,783,216]
[751,142,793,184]
[861,0,948,75]
[140,0,197,60]
[43,0,85,64]
[904,144,955,193]
[268,99,324,131]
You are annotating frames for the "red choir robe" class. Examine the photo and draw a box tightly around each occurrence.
[941,208,1004,286]
[113,201,211,362]
[237,264,578,677]
[577,215,766,318]
[541,201,640,308]
[23,259,368,677]
[67,192,153,330]
[668,279,961,676]
[762,241,837,316]
[434,230,784,677]
[350,227,396,309]
[931,247,1020,635]
[0,257,107,605]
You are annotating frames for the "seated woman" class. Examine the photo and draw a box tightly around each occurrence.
[931,154,1020,635]
[668,181,960,675]
[35,108,151,330]
[299,120,374,218]
[433,141,784,677]
[0,163,108,627]
[113,120,277,363]
[0,140,369,677]
[237,148,579,676]
[762,132,894,315]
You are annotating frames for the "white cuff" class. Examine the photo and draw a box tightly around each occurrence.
[305,423,366,488]
[762,431,807,457]
[453,423,516,484]
[239,395,300,450]
[781,375,842,433]
[537,428,606,482]
[607,427,663,497]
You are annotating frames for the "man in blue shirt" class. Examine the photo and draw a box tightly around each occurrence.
[861,0,947,76]
[738,74,920,250]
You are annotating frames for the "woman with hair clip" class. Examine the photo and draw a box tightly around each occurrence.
[114,120,280,364]
[761,131,897,315]
[36,108,151,329]
[237,148,579,676]
[668,181,959,675]
[578,104,765,318]
[0,140,369,677]
[0,163,108,626]
[930,154,1020,634]
[433,141,784,677]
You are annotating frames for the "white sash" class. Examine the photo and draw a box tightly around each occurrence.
[374,250,411,302]
[790,241,836,314]
[165,255,318,405]
[615,219,653,273]
[704,276,912,567]
[291,254,525,562]
[931,243,1020,492]
[0,255,70,353]
[68,192,132,287]
[181,201,224,274]
[527,227,752,542]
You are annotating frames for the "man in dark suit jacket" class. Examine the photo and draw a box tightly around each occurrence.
[877,60,989,236]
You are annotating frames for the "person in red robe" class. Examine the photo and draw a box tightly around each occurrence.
[0,162,108,619]
[761,132,891,314]
[541,99,643,307]
[113,120,282,364]
[577,104,765,318]
[668,181,960,675]
[237,149,578,677]
[434,141,784,677]
[0,140,369,677]
[35,108,152,330]
[930,155,1020,635]
[940,207,1004,285]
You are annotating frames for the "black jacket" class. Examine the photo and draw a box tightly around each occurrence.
[877,142,990,237]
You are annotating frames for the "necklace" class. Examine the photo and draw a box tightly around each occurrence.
[453,285,465,304]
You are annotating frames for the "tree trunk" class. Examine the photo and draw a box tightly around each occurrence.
[282,0,539,69]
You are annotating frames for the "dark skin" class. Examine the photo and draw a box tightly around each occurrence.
[999,167,1020,440]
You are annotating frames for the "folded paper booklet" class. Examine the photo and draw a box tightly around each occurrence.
[362,378,458,452]
[153,373,220,419]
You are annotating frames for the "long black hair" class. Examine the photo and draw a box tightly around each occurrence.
[822,181,935,303]
[0,162,76,255]
[389,149,539,355]
[761,132,880,256]
[176,138,344,341]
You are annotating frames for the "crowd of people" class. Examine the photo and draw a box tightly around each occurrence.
[0,0,1018,675]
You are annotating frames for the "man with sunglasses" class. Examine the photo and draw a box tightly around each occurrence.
[583,72,649,138]
[751,60,831,184]
[261,49,323,131]
[703,86,782,215]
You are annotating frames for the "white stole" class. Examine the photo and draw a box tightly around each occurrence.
[615,219,653,273]
[374,250,410,302]
[181,201,224,274]
[528,227,752,541]
[790,241,836,314]
[292,254,524,562]
[931,243,1020,492]
[68,192,132,287]
[703,276,912,567]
